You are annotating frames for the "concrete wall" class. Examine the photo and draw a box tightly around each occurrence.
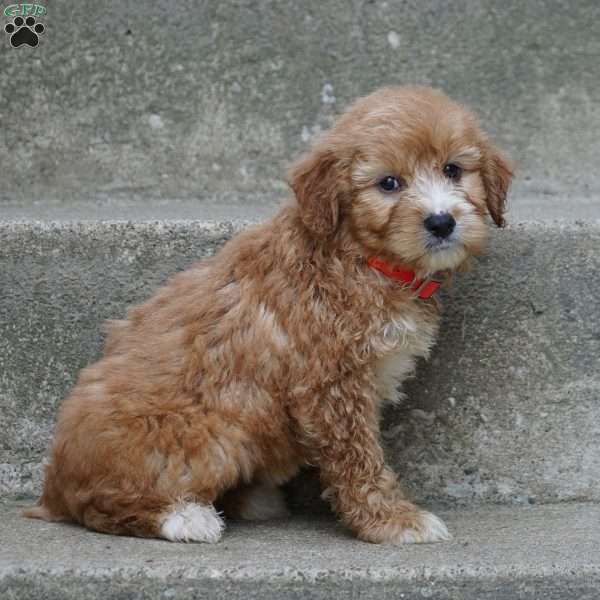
[1,0,599,508]
[1,0,599,212]
[2,222,599,506]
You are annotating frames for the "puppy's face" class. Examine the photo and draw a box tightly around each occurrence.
[290,87,513,273]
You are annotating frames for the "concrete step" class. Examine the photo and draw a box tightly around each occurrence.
[1,499,599,599]
[1,1,600,208]
[1,194,599,223]
[1,218,599,508]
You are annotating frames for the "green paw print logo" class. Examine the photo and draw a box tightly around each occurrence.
[3,3,46,48]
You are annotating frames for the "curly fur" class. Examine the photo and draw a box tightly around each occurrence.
[25,86,512,544]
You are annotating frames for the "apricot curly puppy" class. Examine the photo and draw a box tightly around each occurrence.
[25,86,512,544]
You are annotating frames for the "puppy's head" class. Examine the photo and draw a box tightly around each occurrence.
[289,86,513,273]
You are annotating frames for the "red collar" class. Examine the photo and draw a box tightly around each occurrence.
[367,257,444,299]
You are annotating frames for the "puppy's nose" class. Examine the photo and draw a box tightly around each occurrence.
[424,213,456,239]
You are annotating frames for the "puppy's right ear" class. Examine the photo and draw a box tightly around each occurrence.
[288,146,347,238]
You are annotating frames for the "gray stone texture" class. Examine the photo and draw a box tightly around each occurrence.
[1,0,599,214]
[2,1,600,596]
[1,222,598,507]
[2,500,600,600]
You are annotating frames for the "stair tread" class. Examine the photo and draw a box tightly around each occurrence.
[1,194,599,223]
[1,500,599,599]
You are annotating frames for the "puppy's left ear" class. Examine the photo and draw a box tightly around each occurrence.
[288,145,348,238]
[481,146,514,228]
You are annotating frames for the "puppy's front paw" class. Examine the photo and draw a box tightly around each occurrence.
[359,510,451,545]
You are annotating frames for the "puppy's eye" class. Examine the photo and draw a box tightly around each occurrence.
[443,163,462,181]
[378,176,404,193]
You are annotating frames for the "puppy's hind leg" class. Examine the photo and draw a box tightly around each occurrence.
[160,501,224,543]
[218,481,290,521]
[80,492,225,543]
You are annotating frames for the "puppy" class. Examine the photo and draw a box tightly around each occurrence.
[25,86,512,544]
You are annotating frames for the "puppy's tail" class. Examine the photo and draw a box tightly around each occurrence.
[21,504,56,521]
[22,502,60,521]
[22,475,70,522]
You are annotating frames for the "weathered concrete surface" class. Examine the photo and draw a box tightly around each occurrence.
[1,221,598,505]
[0,220,240,496]
[1,1,599,207]
[1,194,599,224]
[1,500,600,600]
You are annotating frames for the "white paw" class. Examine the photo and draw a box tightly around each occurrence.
[160,502,224,543]
[238,483,290,521]
[395,511,452,544]
[361,510,452,545]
